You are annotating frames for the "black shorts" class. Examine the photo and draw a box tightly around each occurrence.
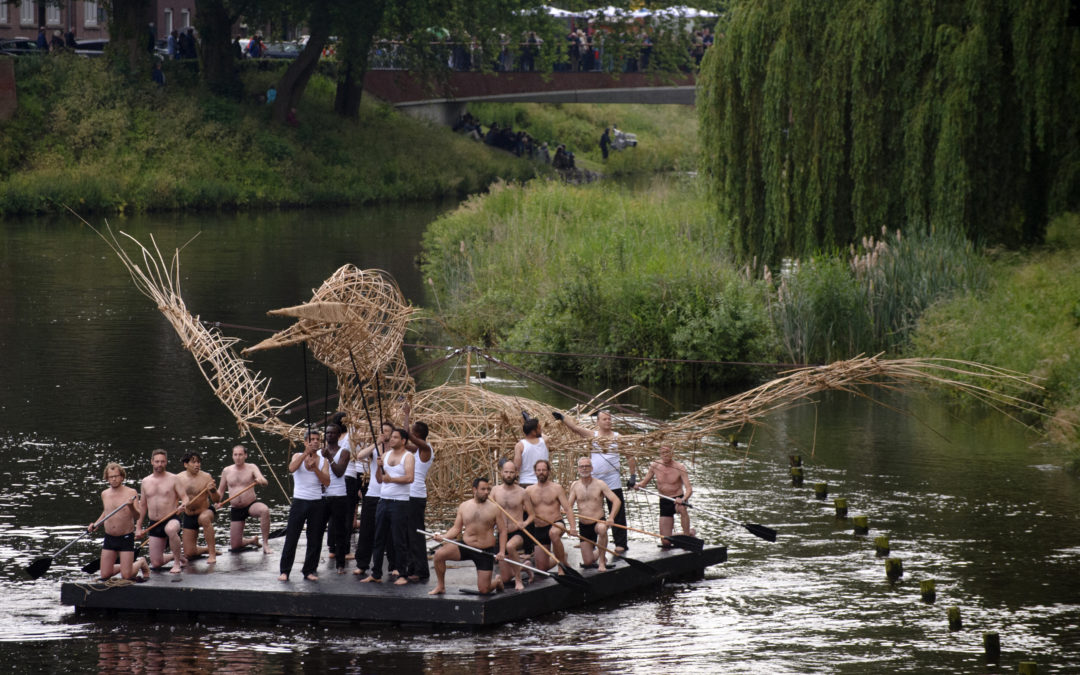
[578,522,598,541]
[148,515,179,539]
[182,506,215,530]
[527,521,564,547]
[659,495,684,518]
[455,542,496,571]
[230,505,251,522]
[506,528,535,554]
[103,532,135,552]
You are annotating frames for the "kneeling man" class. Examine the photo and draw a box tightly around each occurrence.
[429,477,507,595]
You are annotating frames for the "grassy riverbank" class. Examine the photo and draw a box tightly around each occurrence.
[0,57,540,216]
[465,101,698,174]
[911,214,1080,461]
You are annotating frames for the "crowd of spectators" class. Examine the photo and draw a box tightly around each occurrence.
[453,112,577,171]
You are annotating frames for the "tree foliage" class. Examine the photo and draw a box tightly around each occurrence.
[699,0,1080,263]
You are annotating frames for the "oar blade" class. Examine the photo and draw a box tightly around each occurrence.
[268,527,288,540]
[668,534,704,553]
[81,558,102,575]
[620,555,660,575]
[745,523,777,542]
[24,557,52,580]
[553,571,591,591]
[559,563,589,584]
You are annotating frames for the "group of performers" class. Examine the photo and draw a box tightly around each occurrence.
[90,407,696,595]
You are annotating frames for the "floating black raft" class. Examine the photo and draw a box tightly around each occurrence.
[61,542,726,628]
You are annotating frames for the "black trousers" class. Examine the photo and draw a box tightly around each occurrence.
[345,476,361,531]
[370,498,409,580]
[278,497,327,578]
[354,494,379,571]
[324,495,350,568]
[607,488,628,550]
[407,496,429,579]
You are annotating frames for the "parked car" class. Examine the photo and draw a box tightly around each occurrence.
[73,38,108,57]
[0,38,46,56]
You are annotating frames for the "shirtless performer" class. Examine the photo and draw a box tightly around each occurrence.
[429,477,507,595]
[567,456,621,571]
[215,444,271,554]
[491,460,533,590]
[513,417,548,488]
[633,445,694,546]
[90,462,150,581]
[176,451,221,564]
[524,459,576,574]
[135,449,185,574]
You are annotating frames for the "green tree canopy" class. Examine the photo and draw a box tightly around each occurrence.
[699,0,1080,263]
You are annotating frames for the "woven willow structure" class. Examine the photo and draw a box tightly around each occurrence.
[93,224,1045,520]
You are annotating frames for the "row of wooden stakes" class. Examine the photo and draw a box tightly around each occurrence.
[788,454,1039,674]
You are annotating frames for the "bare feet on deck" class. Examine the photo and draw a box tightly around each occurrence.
[170,564,183,574]
[359,575,381,583]
[206,556,216,564]
[278,573,288,582]
[428,585,445,595]
[263,545,273,555]
[137,558,151,580]
[337,568,346,575]
[304,574,318,581]
[393,576,409,585]
[353,568,365,576]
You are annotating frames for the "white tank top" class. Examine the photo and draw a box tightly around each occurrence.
[380,450,410,501]
[325,447,348,497]
[292,454,327,501]
[518,437,549,485]
[591,431,621,488]
[410,446,434,498]
[367,446,382,498]
[342,433,358,478]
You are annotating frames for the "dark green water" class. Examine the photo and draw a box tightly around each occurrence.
[1,207,1078,672]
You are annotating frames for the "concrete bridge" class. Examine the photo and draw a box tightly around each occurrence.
[362,70,696,125]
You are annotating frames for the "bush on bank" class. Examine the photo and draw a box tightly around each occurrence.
[911,213,1080,459]
[0,56,539,216]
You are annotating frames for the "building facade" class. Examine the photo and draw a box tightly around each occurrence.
[0,1,197,43]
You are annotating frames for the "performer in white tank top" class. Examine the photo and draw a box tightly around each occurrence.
[514,416,549,487]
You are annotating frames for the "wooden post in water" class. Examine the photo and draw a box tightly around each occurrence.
[947,606,962,631]
[834,498,848,519]
[1018,662,1037,674]
[885,558,903,582]
[853,515,869,535]
[789,454,802,466]
[920,579,936,603]
[874,536,890,557]
[982,632,1000,663]
[814,482,828,500]
[790,466,804,486]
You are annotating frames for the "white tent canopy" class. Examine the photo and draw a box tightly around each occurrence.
[521,5,718,20]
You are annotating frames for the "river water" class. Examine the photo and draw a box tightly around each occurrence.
[1,207,1078,673]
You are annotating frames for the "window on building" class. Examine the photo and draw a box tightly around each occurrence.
[84,0,97,27]
[180,8,189,28]
[20,1,35,26]
[0,3,9,25]
[163,8,172,34]
[45,3,60,25]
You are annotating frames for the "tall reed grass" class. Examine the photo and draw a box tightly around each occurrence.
[769,227,988,364]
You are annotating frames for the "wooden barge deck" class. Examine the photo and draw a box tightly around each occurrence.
[61,542,726,628]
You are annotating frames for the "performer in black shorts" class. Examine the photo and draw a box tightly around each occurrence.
[506,528,535,554]
[578,521,598,542]
[230,505,251,522]
[429,477,507,595]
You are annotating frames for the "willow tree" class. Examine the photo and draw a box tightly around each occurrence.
[699,0,1080,263]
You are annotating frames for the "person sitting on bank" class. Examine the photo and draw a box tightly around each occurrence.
[429,477,507,595]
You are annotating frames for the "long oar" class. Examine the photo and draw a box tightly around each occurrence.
[418,530,589,592]
[82,482,223,574]
[577,513,704,553]
[637,487,777,543]
[27,497,136,579]
[488,500,588,585]
[551,520,659,574]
